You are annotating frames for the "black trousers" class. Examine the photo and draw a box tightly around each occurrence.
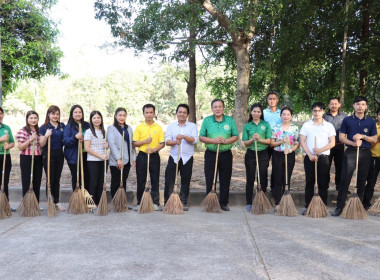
[0,154,12,200]
[87,161,108,205]
[272,150,296,205]
[363,157,380,208]
[164,156,193,205]
[304,155,330,208]
[20,154,43,203]
[267,147,275,189]
[204,149,233,206]
[68,152,89,192]
[245,149,269,205]
[136,152,160,205]
[328,144,344,189]
[337,148,371,209]
[43,149,64,204]
[110,163,131,198]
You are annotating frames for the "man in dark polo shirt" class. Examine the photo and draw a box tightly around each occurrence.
[199,99,239,211]
[332,96,377,216]
[323,97,347,190]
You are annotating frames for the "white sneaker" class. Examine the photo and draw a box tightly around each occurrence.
[133,205,140,211]
[153,204,161,211]
[55,203,65,212]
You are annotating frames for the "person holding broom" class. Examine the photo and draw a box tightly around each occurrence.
[133,104,165,211]
[332,96,377,216]
[299,102,336,215]
[84,111,108,206]
[270,106,300,211]
[242,103,271,212]
[199,99,239,211]
[39,105,66,212]
[107,107,136,199]
[63,105,90,192]
[16,111,43,208]
[164,104,198,211]
[0,107,15,211]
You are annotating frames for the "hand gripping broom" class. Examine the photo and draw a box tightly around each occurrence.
[67,140,88,214]
[200,143,222,213]
[251,140,272,214]
[47,136,57,217]
[341,146,367,219]
[112,130,128,212]
[163,144,184,214]
[97,132,109,216]
[138,139,155,213]
[305,137,328,218]
[277,143,297,216]
[0,130,12,219]
[17,140,41,217]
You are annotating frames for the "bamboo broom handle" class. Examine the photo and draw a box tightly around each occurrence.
[314,136,318,193]
[254,140,260,185]
[104,131,107,185]
[30,140,35,188]
[285,150,288,190]
[174,143,181,193]
[355,146,359,194]
[146,133,151,185]
[1,130,8,190]
[47,135,51,193]
[211,143,220,191]
[120,130,124,184]
[79,124,85,196]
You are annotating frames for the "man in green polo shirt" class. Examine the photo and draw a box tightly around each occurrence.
[199,99,239,211]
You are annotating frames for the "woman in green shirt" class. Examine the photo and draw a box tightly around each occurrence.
[242,103,271,211]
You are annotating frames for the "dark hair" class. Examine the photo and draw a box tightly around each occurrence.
[113,107,128,129]
[353,96,368,104]
[89,111,105,138]
[0,107,4,114]
[311,102,325,111]
[68,105,85,131]
[280,106,293,116]
[142,104,155,113]
[266,91,279,100]
[211,99,225,108]
[44,105,60,125]
[24,110,39,135]
[377,108,380,115]
[248,103,264,123]
[329,97,340,103]
[176,104,190,114]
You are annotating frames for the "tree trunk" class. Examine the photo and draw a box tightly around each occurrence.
[186,28,197,124]
[359,0,370,96]
[231,40,250,145]
[340,0,349,108]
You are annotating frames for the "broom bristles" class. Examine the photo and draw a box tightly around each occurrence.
[200,190,222,213]
[163,192,184,214]
[67,184,88,215]
[112,185,128,212]
[306,194,327,218]
[341,193,367,219]
[368,198,380,216]
[17,188,41,217]
[276,191,298,216]
[97,188,108,216]
[0,191,12,219]
[251,190,272,215]
[138,188,154,214]
[47,194,57,218]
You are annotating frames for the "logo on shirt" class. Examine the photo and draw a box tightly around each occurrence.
[364,128,368,133]
[261,125,266,130]
[224,125,230,130]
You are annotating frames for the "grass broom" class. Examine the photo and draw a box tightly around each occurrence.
[163,144,184,214]
[17,140,41,217]
[112,130,128,212]
[0,130,11,219]
[97,132,108,216]
[276,150,297,217]
[341,146,367,219]
[67,140,88,215]
[200,143,222,213]
[305,136,327,218]
[47,136,57,217]
[368,198,380,216]
[138,141,154,214]
[251,141,272,215]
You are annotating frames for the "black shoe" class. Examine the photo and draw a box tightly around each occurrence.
[331,208,342,217]
[11,208,16,212]
[301,209,307,215]
[182,203,189,211]
[220,205,230,211]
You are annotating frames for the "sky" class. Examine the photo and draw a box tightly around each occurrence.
[50,0,156,78]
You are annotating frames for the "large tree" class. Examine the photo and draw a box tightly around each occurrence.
[0,0,63,105]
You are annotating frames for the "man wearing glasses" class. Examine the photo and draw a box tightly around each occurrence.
[299,102,336,215]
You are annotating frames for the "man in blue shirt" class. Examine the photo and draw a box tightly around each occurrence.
[164,104,198,211]
[332,96,377,216]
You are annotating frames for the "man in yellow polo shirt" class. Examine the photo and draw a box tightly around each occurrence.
[133,104,165,210]
[363,108,380,210]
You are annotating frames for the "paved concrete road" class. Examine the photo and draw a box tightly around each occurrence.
[1,205,380,280]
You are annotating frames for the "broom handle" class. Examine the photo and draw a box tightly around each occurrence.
[120,130,124,184]
[314,136,318,193]
[76,140,80,184]
[174,143,181,193]
[285,150,288,190]
[211,144,220,191]
[104,131,107,185]
[254,140,260,185]
[47,135,51,194]
[146,134,151,185]
[355,146,359,194]
[1,130,8,190]
[30,140,35,187]
[79,124,85,196]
